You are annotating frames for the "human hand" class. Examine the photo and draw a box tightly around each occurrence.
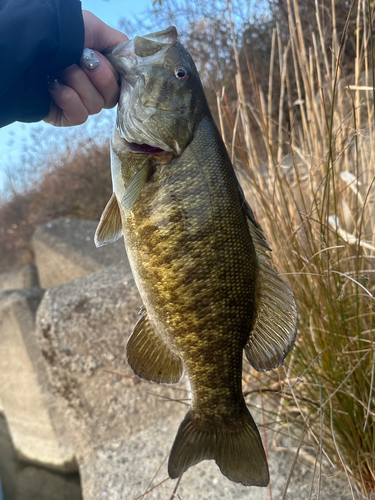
[44,11,128,127]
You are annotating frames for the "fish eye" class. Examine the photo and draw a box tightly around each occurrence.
[174,65,190,82]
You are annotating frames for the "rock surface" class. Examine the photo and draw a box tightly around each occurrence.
[0,265,39,292]
[35,264,354,500]
[33,218,129,289]
[86,419,356,500]
[0,288,76,471]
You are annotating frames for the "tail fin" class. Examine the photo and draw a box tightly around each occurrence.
[168,408,269,487]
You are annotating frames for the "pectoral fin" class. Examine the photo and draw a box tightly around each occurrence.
[121,160,151,211]
[127,308,184,384]
[94,193,123,247]
[239,183,298,371]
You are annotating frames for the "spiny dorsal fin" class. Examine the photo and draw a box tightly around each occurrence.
[239,184,298,371]
[127,309,184,384]
[94,193,123,248]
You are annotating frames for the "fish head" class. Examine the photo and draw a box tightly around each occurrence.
[106,26,206,155]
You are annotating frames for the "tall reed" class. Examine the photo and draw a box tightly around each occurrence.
[221,0,375,495]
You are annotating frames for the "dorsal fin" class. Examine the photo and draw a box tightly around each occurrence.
[239,184,298,371]
[94,193,123,247]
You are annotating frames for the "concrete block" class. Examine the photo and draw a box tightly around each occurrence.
[33,218,130,289]
[0,265,39,292]
[0,414,81,500]
[0,288,76,471]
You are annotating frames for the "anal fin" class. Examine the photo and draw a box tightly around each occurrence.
[127,309,184,384]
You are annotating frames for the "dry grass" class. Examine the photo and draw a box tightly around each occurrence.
[218,0,375,496]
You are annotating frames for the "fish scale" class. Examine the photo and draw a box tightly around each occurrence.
[95,25,298,487]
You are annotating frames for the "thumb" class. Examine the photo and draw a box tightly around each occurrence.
[82,10,128,52]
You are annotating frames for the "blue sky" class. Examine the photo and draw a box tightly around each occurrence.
[0,0,151,189]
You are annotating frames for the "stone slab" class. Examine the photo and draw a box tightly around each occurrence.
[0,288,76,471]
[0,265,39,292]
[33,218,130,289]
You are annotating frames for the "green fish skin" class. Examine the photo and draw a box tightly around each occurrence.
[96,26,298,487]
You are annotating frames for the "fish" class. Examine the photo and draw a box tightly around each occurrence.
[95,26,298,487]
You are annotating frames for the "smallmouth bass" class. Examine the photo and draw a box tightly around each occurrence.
[96,26,298,487]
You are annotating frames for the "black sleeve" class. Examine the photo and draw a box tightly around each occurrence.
[0,0,84,127]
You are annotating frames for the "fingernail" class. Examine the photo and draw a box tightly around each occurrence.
[80,48,100,70]
[47,76,61,90]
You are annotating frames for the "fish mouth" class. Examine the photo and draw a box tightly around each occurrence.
[122,138,176,164]
[126,141,166,155]
[105,27,178,69]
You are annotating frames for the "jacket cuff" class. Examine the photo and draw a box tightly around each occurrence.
[0,71,51,127]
